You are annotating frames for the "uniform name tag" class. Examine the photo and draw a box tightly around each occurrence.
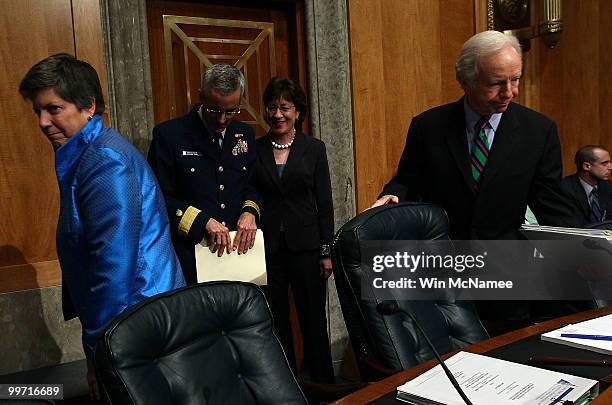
[182,151,203,156]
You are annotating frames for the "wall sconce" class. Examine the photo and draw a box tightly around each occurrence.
[487,0,563,51]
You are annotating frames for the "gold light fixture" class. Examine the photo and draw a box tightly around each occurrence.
[488,0,563,50]
[537,0,563,48]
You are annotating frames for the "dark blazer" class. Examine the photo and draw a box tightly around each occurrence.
[256,132,334,253]
[382,98,579,240]
[148,106,261,283]
[561,174,612,226]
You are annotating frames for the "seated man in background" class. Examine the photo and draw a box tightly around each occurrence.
[562,145,612,226]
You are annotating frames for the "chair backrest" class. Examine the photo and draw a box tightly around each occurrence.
[332,202,489,378]
[580,221,612,308]
[94,281,307,405]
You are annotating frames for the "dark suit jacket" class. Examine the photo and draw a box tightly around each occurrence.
[382,98,579,240]
[148,106,261,283]
[561,174,612,226]
[256,132,334,254]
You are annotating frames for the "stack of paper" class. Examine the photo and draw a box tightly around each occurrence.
[396,351,598,405]
[520,224,612,261]
[521,224,612,241]
[541,314,612,356]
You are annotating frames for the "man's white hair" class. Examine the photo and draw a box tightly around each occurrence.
[455,30,521,89]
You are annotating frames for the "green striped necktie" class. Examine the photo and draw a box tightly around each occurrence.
[471,117,490,186]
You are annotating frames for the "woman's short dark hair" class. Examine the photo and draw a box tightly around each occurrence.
[19,53,105,115]
[263,77,307,128]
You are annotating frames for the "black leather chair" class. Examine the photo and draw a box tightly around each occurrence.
[580,221,612,308]
[94,281,307,405]
[332,202,489,379]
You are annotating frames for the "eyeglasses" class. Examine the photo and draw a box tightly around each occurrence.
[204,106,241,117]
[265,104,296,114]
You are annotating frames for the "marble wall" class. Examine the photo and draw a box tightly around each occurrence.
[100,0,155,155]
[303,0,356,373]
[0,287,83,375]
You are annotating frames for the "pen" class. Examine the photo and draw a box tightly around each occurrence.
[560,333,612,341]
[528,356,610,367]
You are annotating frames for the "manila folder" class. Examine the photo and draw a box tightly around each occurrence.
[195,229,267,285]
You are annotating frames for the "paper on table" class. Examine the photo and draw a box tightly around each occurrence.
[521,224,612,240]
[520,224,612,264]
[396,351,598,405]
[195,229,267,285]
[541,313,612,355]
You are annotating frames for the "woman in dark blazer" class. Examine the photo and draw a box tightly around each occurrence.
[256,77,335,383]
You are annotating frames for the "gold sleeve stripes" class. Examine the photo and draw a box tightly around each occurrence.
[177,206,201,237]
[242,200,261,218]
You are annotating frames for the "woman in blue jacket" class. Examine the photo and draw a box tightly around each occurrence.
[19,54,185,399]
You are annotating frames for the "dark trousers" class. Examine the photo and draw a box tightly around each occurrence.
[265,238,335,383]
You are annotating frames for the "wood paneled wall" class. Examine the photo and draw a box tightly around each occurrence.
[520,0,611,176]
[348,0,473,211]
[0,0,107,293]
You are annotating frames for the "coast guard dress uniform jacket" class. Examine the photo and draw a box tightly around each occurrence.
[148,105,261,283]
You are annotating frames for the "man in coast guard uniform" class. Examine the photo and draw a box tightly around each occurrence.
[148,64,261,284]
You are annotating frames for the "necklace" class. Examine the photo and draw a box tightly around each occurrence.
[271,129,296,150]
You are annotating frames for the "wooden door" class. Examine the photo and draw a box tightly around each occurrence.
[147,0,307,137]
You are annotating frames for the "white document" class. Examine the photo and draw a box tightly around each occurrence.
[521,224,612,240]
[396,351,598,405]
[520,224,612,260]
[195,229,267,285]
[541,313,612,356]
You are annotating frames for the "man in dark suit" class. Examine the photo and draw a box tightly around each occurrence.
[372,30,577,239]
[562,145,612,226]
[148,64,261,284]
[371,31,579,332]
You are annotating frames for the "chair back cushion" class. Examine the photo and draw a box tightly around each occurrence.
[332,202,488,373]
[94,281,306,405]
[578,221,612,308]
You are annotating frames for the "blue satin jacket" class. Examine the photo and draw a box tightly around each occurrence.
[55,115,185,357]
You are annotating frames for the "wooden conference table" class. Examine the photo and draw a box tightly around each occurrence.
[333,306,612,405]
